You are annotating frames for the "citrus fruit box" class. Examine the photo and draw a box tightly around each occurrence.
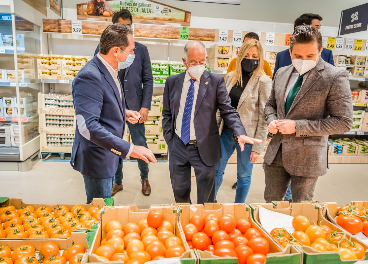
[177,203,301,264]
[85,205,197,264]
[250,201,368,264]
[322,201,368,247]
[0,197,111,247]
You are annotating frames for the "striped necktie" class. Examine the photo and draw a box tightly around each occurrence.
[181,79,196,145]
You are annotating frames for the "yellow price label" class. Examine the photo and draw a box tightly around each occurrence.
[356,103,367,107]
[326,37,336,50]
[354,39,364,51]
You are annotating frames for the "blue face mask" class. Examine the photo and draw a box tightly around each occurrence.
[118,49,135,69]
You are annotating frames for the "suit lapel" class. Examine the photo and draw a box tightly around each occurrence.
[174,73,186,119]
[237,76,258,110]
[94,56,125,117]
[194,71,210,116]
[286,60,324,115]
[278,65,294,118]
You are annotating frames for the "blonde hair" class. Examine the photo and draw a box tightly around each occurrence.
[228,39,266,88]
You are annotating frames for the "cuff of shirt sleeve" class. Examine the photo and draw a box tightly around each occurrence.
[126,144,134,157]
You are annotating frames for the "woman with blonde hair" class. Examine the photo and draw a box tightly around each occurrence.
[215,39,272,203]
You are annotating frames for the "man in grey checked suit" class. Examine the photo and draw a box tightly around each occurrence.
[264,25,353,203]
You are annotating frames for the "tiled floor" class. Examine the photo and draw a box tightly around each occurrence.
[0,160,366,207]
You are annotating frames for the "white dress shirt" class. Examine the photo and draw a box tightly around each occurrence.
[175,71,200,141]
[96,54,133,156]
[284,69,309,102]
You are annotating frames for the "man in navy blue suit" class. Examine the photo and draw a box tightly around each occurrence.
[274,13,335,77]
[94,10,154,197]
[72,24,156,204]
[162,41,262,204]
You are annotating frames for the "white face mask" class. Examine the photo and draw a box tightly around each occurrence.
[187,65,206,80]
[292,56,318,75]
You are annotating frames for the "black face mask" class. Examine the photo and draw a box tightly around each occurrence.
[241,59,259,73]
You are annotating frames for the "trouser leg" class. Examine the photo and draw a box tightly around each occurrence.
[290,175,319,203]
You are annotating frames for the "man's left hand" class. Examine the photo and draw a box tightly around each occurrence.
[277,120,296,134]
[126,110,141,124]
[139,107,149,123]
[237,135,262,151]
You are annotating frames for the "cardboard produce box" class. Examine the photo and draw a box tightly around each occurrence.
[145,118,163,135]
[85,205,197,264]
[0,197,111,247]
[251,201,368,264]
[178,203,301,264]
[208,44,233,58]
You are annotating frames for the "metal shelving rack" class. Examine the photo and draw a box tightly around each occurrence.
[0,3,42,170]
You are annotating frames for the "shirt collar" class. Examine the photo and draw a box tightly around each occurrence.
[97,53,118,78]
[184,70,198,83]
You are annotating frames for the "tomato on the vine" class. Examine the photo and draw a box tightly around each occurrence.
[270,228,290,244]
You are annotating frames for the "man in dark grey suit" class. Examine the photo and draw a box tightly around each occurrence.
[264,25,353,203]
[162,41,261,204]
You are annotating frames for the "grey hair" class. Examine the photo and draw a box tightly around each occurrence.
[99,24,133,55]
[184,40,207,59]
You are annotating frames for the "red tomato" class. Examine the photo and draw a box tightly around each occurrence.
[212,230,230,245]
[192,232,212,251]
[95,245,116,260]
[147,210,164,228]
[229,229,242,241]
[235,245,254,264]
[244,228,261,241]
[207,245,215,254]
[106,229,124,241]
[190,215,205,232]
[213,248,237,258]
[165,245,185,258]
[247,237,269,255]
[336,215,363,235]
[124,223,141,235]
[270,228,291,244]
[0,257,13,264]
[214,240,235,250]
[218,215,236,234]
[157,221,174,233]
[15,256,39,264]
[292,215,311,232]
[305,225,326,243]
[204,219,220,238]
[187,241,194,250]
[363,221,368,237]
[63,243,85,261]
[183,223,198,241]
[105,220,123,233]
[203,214,218,224]
[145,241,166,259]
[157,230,174,244]
[236,219,251,234]
[232,236,248,247]
[165,236,182,248]
[0,246,11,258]
[107,237,125,253]
[247,253,267,264]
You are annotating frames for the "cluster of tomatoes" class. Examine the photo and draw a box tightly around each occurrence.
[0,242,85,264]
[271,215,366,261]
[94,210,186,264]
[0,205,101,239]
[182,213,269,264]
[336,204,368,236]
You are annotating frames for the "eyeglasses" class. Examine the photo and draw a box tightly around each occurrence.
[187,62,206,66]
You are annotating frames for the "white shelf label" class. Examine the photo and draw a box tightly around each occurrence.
[265,32,275,45]
[154,5,161,16]
[10,82,16,87]
[72,20,82,35]
[357,132,364,135]
[233,31,242,43]
[19,83,27,87]
[335,37,344,50]
[218,29,228,43]
[345,38,354,50]
[59,80,69,83]
[358,78,366,82]
[322,36,328,48]
[0,49,5,54]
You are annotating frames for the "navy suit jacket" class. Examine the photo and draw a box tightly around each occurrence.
[94,42,153,111]
[71,56,131,178]
[162,71,246,166]
[273,48,335,77]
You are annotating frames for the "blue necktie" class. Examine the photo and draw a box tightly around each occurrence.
[181,79,196,145]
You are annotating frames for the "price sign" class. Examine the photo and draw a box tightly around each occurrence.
[72,20,82,34]
[354,39,364,51]
[179,27,189,40]
[233,31,242,43]
[0,48,5,54]
[154,5,161,16]
[335,37,344,50]
[345,38,354,50]
[218,29,228,43]
[0,117,5,121]
[10,82,16,87]
[265,32,275,45]
[326,37,336,49]
[322,36,328,48]
[357,132,365,135]
[59,80,69,83]
[284,34,292,46]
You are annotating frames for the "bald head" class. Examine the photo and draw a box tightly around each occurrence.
[183,40,207,69]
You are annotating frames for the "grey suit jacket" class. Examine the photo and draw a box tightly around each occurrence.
[264,59,353,177]
[217,73,272,154]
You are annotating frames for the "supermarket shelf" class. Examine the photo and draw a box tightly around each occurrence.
[0,46,25,54]
[211,70,227,75]
[0,115,37,123]
[0,82,41,88]
[331,131,368,136]
[352,103,367,107]
[41,79,73,84]
[0,146,20,161]
[349,77,368,81]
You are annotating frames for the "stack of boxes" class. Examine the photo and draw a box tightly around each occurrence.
[0,96,36,118]
[336,55,368,78]
[329,139,368,156]
[151,60,169,85]
[37,54,89,80]
[0,123,38,147]
[208,44,235,71]
[146,95,167,155]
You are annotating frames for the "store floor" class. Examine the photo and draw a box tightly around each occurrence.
[0,160,366,207]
